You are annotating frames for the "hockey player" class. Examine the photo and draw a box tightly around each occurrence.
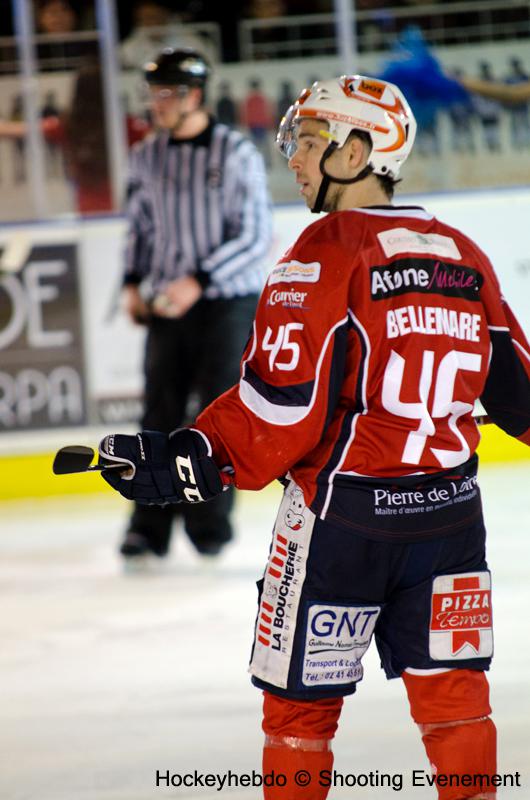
[98,76,530,800]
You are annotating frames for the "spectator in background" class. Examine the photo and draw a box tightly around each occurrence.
[504,57,530,149]
[120,0,216,70]
[472,61,501,152]
[277,80,295,125]
[40,90,63,178]
[36,0,77,34]
[240,77,274,165]
[458,72,530,104]
[8,95,26,184]
[246,0,285,19]
[36,0,97,70]
[243,0,289,59]
[215,81,238,127]
[447,68,476,154]
[356,0,397,52]
[0,62,149,214]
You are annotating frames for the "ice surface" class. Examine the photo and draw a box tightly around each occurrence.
[1,464,529,799]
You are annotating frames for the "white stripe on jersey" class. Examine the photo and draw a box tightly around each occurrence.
[352,207,434,220]
[239,317,348,426]
[513,338,530,364]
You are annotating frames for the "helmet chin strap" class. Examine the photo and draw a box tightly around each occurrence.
[311,142,374,214]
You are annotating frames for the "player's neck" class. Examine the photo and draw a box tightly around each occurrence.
[171,109,210,140]
[337,176,391,211]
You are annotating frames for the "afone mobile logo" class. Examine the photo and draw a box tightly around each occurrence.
[370,258,482,301]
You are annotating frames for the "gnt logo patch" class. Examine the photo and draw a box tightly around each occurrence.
[429,571,493,660]
[302,603,380,687]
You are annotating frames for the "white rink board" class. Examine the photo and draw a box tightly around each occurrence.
[0,186,529,426]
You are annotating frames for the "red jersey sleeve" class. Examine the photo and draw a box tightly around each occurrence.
[196,217,353,489]
[477,253,530,445]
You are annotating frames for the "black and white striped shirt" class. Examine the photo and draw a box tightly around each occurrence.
[123,120,272,299]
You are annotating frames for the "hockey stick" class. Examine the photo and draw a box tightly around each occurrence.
[53,415,493,476]
[52,445,127,475]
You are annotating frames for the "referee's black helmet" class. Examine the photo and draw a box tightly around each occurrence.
[144,48,210,88]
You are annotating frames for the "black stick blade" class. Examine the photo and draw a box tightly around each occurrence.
[53,445,95,474]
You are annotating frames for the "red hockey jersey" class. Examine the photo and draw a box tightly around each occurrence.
[196,206,530,530]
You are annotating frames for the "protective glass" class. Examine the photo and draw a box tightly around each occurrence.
[276,103,299,160]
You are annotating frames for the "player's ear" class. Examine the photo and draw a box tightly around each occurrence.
[346,134,368,172]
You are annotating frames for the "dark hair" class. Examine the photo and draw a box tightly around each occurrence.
[63,62,108,187]
[348,129,399,199]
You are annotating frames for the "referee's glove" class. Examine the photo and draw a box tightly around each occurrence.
[98,428,230,506]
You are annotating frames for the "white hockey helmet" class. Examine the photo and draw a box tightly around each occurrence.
[277,75,417,179]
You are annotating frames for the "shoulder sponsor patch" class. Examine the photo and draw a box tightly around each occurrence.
[378,228,462,261]
[429,571,493,660]
[268,259,321,286]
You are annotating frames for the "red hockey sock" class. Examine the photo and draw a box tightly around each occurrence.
[402,670,497,800]
[263,737,333,800]
[420,717,497,800]
[261,692,343,800]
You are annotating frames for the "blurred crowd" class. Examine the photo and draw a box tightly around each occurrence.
[0,0,529,215]
[0,0,528,66]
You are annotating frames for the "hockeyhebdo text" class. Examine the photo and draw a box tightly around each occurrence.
[155,769,522,792]
[0,256,85,429]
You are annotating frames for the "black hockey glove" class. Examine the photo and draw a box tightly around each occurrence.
[98,428,228,506]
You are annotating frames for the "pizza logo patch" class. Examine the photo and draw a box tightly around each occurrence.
[429,572,493,660]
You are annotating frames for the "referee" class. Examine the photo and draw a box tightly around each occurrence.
[121,48,272,562]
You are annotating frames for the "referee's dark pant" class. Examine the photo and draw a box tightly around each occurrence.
[126,294,258,556]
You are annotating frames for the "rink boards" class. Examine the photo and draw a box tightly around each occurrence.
[0,422,529,500]
[1,188,530,498]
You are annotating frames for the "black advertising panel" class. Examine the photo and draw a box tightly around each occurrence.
[0,243,87,430]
